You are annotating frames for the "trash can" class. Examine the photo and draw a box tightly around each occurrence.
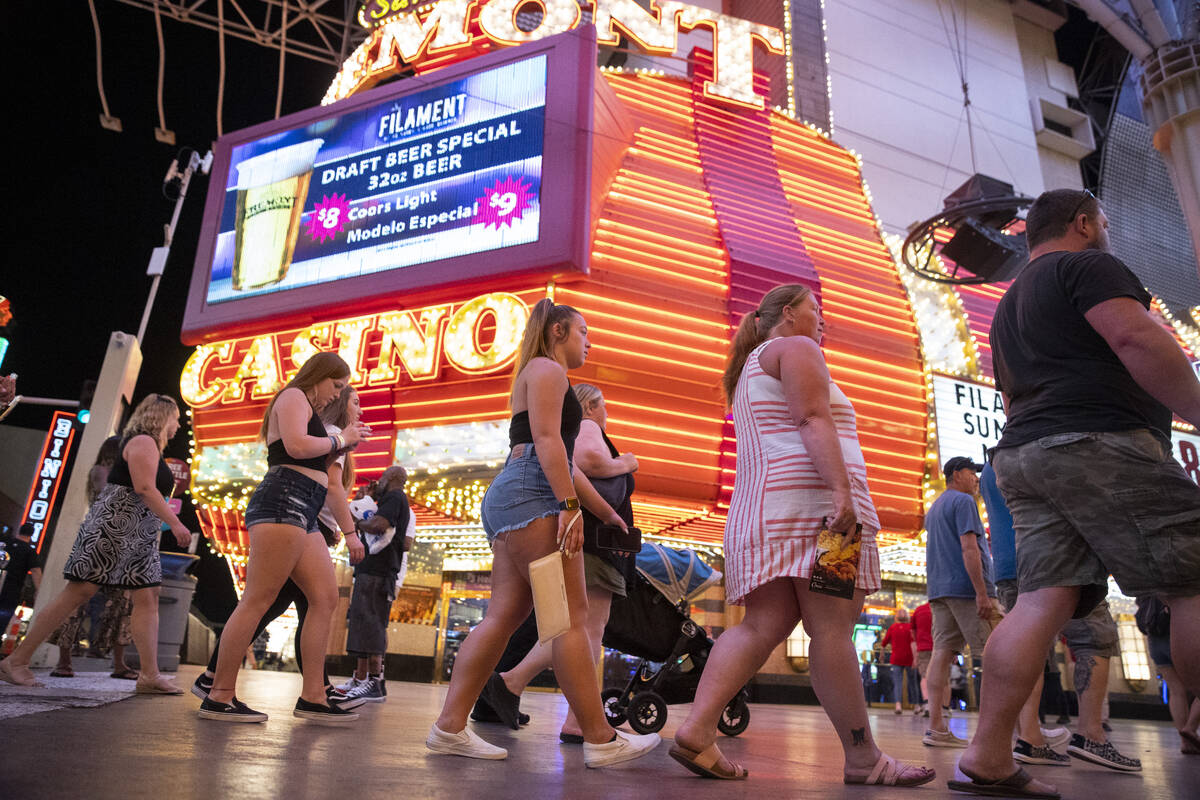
[127,552,199,672]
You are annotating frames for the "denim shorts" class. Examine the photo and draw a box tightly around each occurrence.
[993,428,1200,616]
[480,443,564,543]
[244,466,327,533]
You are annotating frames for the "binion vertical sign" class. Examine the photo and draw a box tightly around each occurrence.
[20,411,80,551]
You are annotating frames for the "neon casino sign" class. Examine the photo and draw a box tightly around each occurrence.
[333,0,786,109]
[181,291,530,408]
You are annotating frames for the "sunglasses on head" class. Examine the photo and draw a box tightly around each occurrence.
[1068,188,1095,224]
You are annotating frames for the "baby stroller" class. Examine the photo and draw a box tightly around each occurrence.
[600,543,751,736]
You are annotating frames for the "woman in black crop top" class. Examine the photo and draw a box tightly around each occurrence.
[1,394,193,693]
[201,352,369,724]
[428,299,659,767]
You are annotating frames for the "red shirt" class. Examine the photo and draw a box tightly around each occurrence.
[881,622,915,666]
[912,603,933,652]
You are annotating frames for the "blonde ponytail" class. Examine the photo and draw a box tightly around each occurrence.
[510,298,579,401]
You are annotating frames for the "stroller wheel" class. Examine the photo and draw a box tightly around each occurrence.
[627,691,667,735]
[601,688,627,726]
[717,695,750,736]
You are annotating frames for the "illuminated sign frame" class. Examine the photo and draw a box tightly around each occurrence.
[182,28,597,345]
[20,411,79,551]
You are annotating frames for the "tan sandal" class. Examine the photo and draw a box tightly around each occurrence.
[844,753,935,786]
[668,742,748,780]
[0,659,42,687]
[136,675,184,695]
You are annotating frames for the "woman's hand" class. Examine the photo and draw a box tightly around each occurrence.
[346,532,365,564]
[828,488,858,534]
[557,509,583,557]
[169,522,191,549]
[341,422,371,449]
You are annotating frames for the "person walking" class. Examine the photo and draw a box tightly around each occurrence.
[1139,595,1200,755]
[953,189,1200,798]
[0,394,191,693]
[912,601,936,716]
[881,608,919,714]
[191,384,366,708]
[338,466,412,704]
[426,298,659,767]
[198,352,368,724]
[668,284,934,787]
[0,523,42,644]
[921,457,998,748]
[479,382,638,741]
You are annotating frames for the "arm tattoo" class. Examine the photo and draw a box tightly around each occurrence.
[851,727,868,746]
[1074,655,1096,695]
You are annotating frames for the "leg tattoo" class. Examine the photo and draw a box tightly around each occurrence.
[1074,655,1096,695]
[851,727,868,746]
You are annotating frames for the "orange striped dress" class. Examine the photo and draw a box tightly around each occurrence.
[724,338,881,604]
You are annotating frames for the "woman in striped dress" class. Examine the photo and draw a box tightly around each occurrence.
[669,284,934,788]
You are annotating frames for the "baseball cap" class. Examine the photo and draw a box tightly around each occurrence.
[943,456,983,480]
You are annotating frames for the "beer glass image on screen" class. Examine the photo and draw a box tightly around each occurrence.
[232,139,324,291]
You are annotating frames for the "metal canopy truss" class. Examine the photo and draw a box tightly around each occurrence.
[109,0,368,66]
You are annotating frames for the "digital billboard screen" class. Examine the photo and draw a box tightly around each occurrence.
[182,30,596,343]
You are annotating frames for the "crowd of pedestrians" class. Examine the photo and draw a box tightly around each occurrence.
[0,189,1198,796]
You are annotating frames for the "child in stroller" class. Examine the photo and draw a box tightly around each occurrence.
[601,543,750,736]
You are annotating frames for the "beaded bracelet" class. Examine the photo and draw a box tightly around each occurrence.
[329,434,339,453]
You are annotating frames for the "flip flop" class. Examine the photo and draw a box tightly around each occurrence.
[559,732,584,744]
[0,659,43,687]
[947,762,1060,798]
[1180,730,1200,755]
[136,675,184,695]
[668,742,748,780]
[845,753,936,786]
[110,668,140,680]
[50,668,76,678]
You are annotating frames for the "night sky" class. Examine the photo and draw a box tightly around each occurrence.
[3,1,345,446]
[4,2,356,616]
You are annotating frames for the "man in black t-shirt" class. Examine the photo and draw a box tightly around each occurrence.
[340,466,413,705]
[0,524,43,639]
[955,190,1200,794]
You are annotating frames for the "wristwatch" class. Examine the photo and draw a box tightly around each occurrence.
[558,496,580,511]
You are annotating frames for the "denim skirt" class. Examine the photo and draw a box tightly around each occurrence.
[244,466,327,533]
[480,444,563,543]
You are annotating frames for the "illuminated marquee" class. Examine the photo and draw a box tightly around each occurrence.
[328,0,785,109]
[20,411,79,550]
[181,291,529,407]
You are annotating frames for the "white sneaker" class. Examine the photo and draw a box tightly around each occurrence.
[335,676,364,693]
[425,723,507,760]
[1040,726,1070,749]
[583,729,662,768]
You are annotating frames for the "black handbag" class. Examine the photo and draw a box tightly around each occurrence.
[1135,595,1170,637]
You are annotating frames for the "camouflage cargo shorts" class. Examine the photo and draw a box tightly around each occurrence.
[992,428,1200,617]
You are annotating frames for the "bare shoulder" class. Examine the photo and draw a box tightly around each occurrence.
[123,433,159,459]
[274,386,308,409]
[762,336,826,374]
[522,357,568,387]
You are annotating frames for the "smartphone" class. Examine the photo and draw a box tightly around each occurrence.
[596,524,642,553]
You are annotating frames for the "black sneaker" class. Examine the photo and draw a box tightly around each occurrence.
[1013,738,1070,766]
[471,698,530,725]
[480,672,522,730]
[1066,734,1141,772]
[327,684,367,710]
[198,696,267,723]
[344,675,387,703]
[191,672,213,701]
[294,696,359,725]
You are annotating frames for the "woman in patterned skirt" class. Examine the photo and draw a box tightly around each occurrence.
[669,284,935,788]
[0,394,192,692]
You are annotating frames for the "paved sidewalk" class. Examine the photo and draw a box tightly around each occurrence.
[0,665,1195,799]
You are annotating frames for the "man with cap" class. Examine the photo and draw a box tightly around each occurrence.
[922,456,999,748]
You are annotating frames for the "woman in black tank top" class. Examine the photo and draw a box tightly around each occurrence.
[201,352,369,725]
[1,394,192,693]
[428,299,659,767]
